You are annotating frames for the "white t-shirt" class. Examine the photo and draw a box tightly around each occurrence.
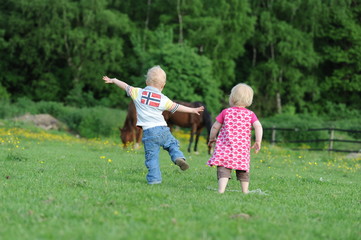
[126,85,179,130]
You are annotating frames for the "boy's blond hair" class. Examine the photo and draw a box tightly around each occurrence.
[229,83,254,107]
[146,65,166,87]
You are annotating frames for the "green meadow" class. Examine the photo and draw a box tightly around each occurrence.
[0,124,360,240]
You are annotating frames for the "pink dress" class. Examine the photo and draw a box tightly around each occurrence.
[207,107,258,172]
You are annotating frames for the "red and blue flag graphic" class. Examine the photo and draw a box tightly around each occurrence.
[141,91,161,107]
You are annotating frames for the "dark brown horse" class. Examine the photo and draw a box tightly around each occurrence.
[120,101,212,154]
[163,101,212,154]
[119,101,143,149]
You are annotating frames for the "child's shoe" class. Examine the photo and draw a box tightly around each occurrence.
[175,158,189,171]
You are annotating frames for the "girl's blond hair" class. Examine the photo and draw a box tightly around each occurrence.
[229,83,254,107]
[146,65,166,87]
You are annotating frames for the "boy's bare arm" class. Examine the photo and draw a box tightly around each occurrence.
[102,76,128,90]
[176,104,204,115]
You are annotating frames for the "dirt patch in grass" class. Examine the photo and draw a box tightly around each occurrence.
[14,113,66,130]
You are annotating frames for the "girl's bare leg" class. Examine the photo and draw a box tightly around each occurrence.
[241,181,249,194]
[218,178,229,193]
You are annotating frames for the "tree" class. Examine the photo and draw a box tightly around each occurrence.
[155,0,255,92]
[314,0,361,114]
[0,0,132,106]
[241,0,320,116]
[131,26,221,114]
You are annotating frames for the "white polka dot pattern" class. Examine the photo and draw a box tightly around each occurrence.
[207,107,253,172]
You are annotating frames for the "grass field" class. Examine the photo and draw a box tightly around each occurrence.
[0,123,360,240]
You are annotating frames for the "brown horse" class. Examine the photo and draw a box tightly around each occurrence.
[120,101,212,154]
[119,101,143,149]
[163,101,212,154]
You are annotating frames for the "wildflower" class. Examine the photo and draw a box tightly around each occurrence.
[108,159,112,163]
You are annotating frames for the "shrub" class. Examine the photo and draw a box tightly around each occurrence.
[36,101,66,117]
[1,100,125,139]
[0,102,13,119]
[14,97,38,115]
[0,84,10,103]
[261,114,328,149]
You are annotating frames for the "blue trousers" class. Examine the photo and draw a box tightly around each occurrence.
[142,126,185,184]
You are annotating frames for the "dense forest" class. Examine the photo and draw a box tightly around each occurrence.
[0,0,360,118]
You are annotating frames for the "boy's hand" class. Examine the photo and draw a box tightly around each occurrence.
[103,76,114,84]
[194,106,204,115]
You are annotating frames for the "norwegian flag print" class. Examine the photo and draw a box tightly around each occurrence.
[141,91,161,107]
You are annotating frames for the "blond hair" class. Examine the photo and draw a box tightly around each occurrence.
[229,83,254,107]
[145,65,166,87]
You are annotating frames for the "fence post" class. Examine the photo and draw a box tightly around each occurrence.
[271,126,276,146]
[328,128,334,152]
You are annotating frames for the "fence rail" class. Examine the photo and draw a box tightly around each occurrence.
[263,127,361,153]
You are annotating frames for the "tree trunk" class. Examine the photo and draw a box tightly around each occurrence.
[143,0,152,50]
[177,0,183,43]
[276,69,283,114]
[252,46,257,67]
[270,43,282,114]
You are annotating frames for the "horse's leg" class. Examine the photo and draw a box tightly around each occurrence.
[194,128,203,154]
[188,125,196,153]
[135,127,143,149]
[131,127,137,148]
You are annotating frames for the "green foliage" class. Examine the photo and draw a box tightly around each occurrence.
[0,0,132,104]
[13,97,39,115]
[77,107,118,138]
[316,1,361,111]
[65,84,98,108]
[0,84,10,103]
[0,0,360,118]
[245,0,320,116]
[132,26,222,114]
[1,100,125,139]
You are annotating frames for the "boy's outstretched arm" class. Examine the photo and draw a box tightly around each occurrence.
[102,76,128,91]
[176,105,204,115]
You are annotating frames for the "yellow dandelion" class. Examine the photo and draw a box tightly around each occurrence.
[108,159,112,163]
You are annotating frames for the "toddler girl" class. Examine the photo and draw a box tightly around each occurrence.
[207,83,263,193]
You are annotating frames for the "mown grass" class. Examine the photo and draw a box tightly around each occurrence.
[0,123,360,240]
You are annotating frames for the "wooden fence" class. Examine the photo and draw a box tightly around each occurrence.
[264,127,361,153]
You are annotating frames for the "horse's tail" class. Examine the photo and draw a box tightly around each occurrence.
[201,103,213,155]
[194,101,213,136]
[203,107,213,137]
